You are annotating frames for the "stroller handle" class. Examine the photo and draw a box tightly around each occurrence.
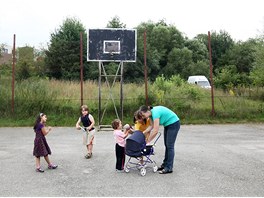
[152,132,161,146]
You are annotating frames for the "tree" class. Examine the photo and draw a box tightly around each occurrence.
[106,16,126,28]
[149,24,170,67]
[45,17,87,80]
[250,39,264,87]
[183,38,210,78]
[162,47,193,79]
[34,47,47,77]
[185,38,208,63]
[134,20,186,81]
[134,22,159,81]
[214,65,240,91]
[195,30,235,74]
[18,61,31,80]
[188,60,210,78]
[16,46,34,80]
[218,40,256,74]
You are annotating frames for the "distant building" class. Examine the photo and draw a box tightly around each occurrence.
[0,45,13,65]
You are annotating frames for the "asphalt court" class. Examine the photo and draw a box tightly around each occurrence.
[0,124,264,196]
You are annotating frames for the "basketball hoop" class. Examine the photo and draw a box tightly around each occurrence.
[87,28,136,62]
[86,28,137,129]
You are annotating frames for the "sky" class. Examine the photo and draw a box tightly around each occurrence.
[1,0,264,49]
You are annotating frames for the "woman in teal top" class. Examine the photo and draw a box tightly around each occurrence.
[138,105,180,174]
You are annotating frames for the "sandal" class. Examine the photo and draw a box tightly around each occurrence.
[48,164,58,169]
[36,167,44,173]
[159,169,173,174]
[85,153,92,159]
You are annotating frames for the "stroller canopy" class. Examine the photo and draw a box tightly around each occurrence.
[125,130,146,157]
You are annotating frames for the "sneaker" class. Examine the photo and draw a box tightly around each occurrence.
[116,169,124,173]
[36,167,44,173]
[158,169,173,174]
[48,164,58,169]
[157,165,164,171]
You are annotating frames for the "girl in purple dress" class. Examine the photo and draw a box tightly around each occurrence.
[33,113,58,173]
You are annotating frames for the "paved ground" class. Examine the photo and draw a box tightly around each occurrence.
[0,124,264,197]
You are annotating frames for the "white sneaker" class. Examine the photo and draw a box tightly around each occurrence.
[116,169,124,173]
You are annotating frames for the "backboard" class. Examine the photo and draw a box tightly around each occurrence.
[87,28,137,62]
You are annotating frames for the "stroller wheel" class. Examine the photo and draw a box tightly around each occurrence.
[140,168,146,176]
[125,165,130,173]
[153,165,158,172]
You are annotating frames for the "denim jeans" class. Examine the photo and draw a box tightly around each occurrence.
[162,121,180,171]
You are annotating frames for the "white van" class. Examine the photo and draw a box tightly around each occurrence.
[187,75,211,89]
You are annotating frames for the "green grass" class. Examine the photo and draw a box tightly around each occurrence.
[0,77,264,127]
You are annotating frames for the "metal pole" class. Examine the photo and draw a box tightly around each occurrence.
[98,61,102,126]
[144,30,149,106]
[120,62,124,122]
[80,32,83,106]
[208,31,215,116]
[11,34,16,114]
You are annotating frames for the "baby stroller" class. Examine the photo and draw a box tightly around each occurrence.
[124,130,161,176]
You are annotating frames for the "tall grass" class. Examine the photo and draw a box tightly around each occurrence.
[0,76,263,127]
[0,77,146,126]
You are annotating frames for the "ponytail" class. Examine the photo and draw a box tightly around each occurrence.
[139,105,152,112]
[33,113,43,131]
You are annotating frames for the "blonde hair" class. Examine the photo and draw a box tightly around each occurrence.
[80,105,89,111]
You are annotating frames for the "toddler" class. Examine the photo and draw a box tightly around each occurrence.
[112,119,130,172]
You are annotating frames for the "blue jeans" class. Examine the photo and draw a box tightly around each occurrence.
[162,121,180,171]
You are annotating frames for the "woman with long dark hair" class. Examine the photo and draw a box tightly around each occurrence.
[138,105,180,174]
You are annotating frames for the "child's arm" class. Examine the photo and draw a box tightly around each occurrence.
[123,132,129,139]
[124,124,134,134]
[143,119,153,136]
[143,125,152,135]
[123,128,130,138]
[75,117,81,130]
[41,126,52,136]
[87,114,95,131]
[146,119,159,144]
[127,128,134,134]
